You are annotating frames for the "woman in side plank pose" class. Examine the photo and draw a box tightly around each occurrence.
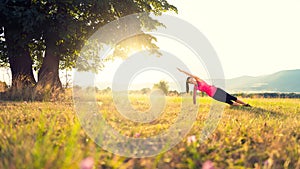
[177,68,251,107]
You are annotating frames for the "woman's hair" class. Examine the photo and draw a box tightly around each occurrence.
[186,77,192,93]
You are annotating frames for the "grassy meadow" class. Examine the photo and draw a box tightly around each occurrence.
[0,94,300,169]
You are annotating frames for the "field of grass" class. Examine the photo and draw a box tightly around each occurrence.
[0,95,300,169]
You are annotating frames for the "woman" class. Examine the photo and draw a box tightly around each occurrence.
[177,68,251,107]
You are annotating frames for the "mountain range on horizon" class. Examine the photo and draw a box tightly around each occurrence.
[226,69,300,93]
[95,69,300,93]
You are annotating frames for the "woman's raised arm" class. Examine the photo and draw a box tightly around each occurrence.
[177,68,202,81]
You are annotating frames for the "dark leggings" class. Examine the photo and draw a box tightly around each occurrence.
[212,88,237,105]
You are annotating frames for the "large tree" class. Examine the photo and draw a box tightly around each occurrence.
[0,0,41,92]
[0,0,177,100]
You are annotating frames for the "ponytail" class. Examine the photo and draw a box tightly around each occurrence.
[186,81,189,93]
[186,77,191,93]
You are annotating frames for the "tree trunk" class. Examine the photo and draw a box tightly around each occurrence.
[34,33,62,100]
[9,49,36,88]
[4,24,36,100]
[37,48,62,89]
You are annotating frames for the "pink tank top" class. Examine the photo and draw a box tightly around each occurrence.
[196,80,217,97]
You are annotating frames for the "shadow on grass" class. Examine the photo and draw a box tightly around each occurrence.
[229,106,287,118]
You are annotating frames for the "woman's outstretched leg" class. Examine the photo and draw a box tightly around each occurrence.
[231,102,240,106]
[235,99,246,105]
[235,98,251,107]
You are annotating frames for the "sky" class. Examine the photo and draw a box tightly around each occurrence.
[94,0,300,90]
[166,0,300,78]
[1,0,300,91]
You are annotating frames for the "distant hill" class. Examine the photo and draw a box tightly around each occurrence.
[226,69,300,92]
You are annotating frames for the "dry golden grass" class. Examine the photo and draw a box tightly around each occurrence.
[0,95,299,168]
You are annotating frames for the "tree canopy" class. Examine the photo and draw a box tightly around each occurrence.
[153,80,169,95]
[0,0,177,100]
